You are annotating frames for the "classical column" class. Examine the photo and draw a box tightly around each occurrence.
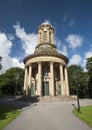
[38,62,42,96]
[60,64,64,95]
[50,62,54,96]
[24,66,28,95]
[28,64,32,95]
[64,66,69,95]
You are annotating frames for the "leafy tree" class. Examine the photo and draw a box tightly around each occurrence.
[86,57,92,98]
[0,56,2,70]
[68,65,88,98]
[0,67,24,95]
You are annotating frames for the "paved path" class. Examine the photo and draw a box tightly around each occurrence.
[3,99,92,130]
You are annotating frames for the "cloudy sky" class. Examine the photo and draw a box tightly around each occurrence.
[0,0,92,73]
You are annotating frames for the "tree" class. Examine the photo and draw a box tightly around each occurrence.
[0,67,24,95]
[86,57,92,98]
[0,56,2,70]
[68,65,88,98]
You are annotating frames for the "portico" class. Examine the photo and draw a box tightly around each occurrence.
[23,22,69,96]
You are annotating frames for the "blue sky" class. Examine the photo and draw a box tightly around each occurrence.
[0,0,92,73]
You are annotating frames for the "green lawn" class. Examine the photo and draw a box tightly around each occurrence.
[73,105,92,128]
[0,105,20,130]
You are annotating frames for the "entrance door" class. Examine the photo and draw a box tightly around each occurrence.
[58,84,61,95]
[43,82,49,96]
[31,84,35,96]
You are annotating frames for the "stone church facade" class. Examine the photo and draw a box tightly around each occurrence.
[23,22,69,97]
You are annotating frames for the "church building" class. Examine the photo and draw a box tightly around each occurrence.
[23,22,69,97]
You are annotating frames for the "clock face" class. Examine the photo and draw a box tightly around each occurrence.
[43,44,47,49]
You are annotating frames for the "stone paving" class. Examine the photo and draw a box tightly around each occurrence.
[0,96,92,130]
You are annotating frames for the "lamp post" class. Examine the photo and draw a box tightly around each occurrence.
[14,71,19,111]
[73,71,80,113]
[77,83,80,113]
[55,77,57,96]
[86,77,89,98]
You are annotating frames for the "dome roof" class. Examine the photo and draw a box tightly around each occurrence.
[23,51,69,64]
[38,20,54,30]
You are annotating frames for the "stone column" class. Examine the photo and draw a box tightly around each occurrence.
[28,64,32,95]
[50,62,54,96]
[60,64,64,95]
[38,62,42,96]
[24,66,28,95]
[64,66,69,95]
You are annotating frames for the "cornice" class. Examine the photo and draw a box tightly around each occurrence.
[35,42,56,49]
[23,51,69,64]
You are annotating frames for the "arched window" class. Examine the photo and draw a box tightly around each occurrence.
[44,31,47,42]
[43,68,48,77]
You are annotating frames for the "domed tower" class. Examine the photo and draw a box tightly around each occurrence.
[35,22,57,54]
[23,22,69,97]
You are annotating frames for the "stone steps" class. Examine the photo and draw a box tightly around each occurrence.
[17,95,76,103]
[40,95,76,103]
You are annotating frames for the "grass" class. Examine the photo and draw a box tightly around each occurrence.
[73,105,92,128]
[0,105,20,130]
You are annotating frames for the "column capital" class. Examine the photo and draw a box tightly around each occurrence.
[28,63,32,67]
[25,65,28,69]
[50,61,54,64]
[64,65,67,68]
[38,61,41,64]
[60,63,63,66]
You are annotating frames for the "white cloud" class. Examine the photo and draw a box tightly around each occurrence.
[0,33,12,56]
[55,37,61,48]
[65,34,83,49]
[69,54,82,65]
[0,32,24,74]
[69,19,75,27]
[63,11,68,22]
[63,15,68,22]
[58,45,68,56]
[13,23,37,56]
[55,36,68,56]
[82,51,92,71]
[85,51,92,58]
[63,10,75,27]
[54,36,67,56]
[44,19,51,24]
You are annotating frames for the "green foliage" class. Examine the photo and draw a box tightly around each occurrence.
[0,56,2,70]
[86,57,92,98]
[0,67,24,95]
[0,105,20,130]
[73,105,92,128]
[86,57,92,74]
[68,65,88,98]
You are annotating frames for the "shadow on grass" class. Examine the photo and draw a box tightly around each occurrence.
[0,95,40,130]
[72,103,81,113]
[17,95,40,103]
[0,95,40,111]
[0,105,14,120]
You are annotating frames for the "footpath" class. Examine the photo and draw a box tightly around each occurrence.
[0,96,92,130]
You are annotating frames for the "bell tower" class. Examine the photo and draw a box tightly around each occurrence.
[35,22,57,53]
[37,22,54,45]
